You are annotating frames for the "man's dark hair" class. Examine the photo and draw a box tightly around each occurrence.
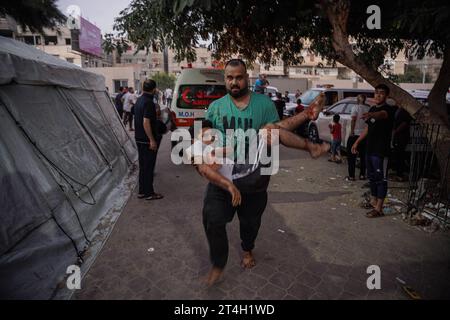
[119,86,123,92]
[375,84,390,95]
[333,114,340,122]
[188,119,213,138]
[225,59,247,72]
[143,79,157,92]
[297,99,302,104]
[276,92,282,99]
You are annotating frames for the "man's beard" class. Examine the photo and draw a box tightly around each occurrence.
[228,85,249,98]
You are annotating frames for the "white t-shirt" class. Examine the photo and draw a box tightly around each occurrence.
[165,88,173,99]
[351,103,370,135]
[123,92,137,112]
[184,140,233,181]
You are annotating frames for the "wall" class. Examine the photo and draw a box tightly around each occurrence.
[86,66,144,94]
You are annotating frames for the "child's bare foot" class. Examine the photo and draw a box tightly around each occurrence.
[241,251,256,269]
[306,93,325,120]
[205,267,223,286]
[309,141,330,159]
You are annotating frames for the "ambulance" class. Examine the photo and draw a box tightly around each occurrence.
[169,68,227,128]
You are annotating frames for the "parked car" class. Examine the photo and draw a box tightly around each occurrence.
[308,97,378,148]
[284,86,374,118]
[284,93,302,117]
[250,84,279,96]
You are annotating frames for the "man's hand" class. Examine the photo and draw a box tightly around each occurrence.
[361,112,371,121]
[351,142,359,154]
[227,183,242,207]
[149,139,157,151]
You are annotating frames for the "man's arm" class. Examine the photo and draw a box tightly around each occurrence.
[362,110,388,121]
[195,164,241,206]
[143,118,157,150]
[351,126,368,154]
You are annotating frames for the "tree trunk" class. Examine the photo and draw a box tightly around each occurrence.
[428,47,450,127]
[326,0,450,189]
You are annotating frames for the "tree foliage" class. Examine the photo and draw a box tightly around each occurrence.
[0,0,66,33]
[115,0,449,67]
[151,72,176,90]
[102,33,130,57]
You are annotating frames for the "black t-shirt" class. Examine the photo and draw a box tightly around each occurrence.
[115,92,124,110]
[393,106,412,146]
[134,93,158,143]
[273,99,285,119]
[366,103,395,157]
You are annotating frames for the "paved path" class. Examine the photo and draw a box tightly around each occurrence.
[74,137,450,300]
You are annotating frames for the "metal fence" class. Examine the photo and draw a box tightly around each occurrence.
[406,122,450,225]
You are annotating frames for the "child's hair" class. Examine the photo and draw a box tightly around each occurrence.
[188,119,213,138]
[297,98,302,104]
[333,114,340,123]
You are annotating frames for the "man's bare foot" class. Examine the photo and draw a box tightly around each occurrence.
[241,251,256,269]
[309,141,331,159]
[306,93,326,121]
[205,267,223,286]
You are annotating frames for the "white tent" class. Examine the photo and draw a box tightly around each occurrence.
[0,36,137,299]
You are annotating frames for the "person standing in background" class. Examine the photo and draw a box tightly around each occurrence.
[346,94,370,181]
[123,87,136,131]
[134,80,164,201]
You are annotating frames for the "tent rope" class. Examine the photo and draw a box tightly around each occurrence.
[0,97,92,246]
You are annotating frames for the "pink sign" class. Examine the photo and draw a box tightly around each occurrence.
[79,17,102,57]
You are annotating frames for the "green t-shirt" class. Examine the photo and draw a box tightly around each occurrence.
[206,92,280,135]
[206,92,279,187]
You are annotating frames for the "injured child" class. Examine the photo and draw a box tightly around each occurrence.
[184,93,330,207]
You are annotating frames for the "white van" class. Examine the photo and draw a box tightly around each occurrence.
[299,86,374,110]
[168,68,227,128]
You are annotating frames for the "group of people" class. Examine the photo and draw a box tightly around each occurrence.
[127,61,412,287]
[114,86,137,131]
[324,86,412,218]
[114,82,169,201]
[114,86,174,132]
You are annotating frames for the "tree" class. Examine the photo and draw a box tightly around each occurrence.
[152,72,176,90]
[0,0,66,33]
[114,0,449,126]
[115,0,450,179]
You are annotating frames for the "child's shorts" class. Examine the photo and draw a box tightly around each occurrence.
[331,140,341,156]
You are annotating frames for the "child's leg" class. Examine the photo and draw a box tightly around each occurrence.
[275,93,325,131]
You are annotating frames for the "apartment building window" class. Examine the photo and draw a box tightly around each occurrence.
[65,38,71,45]
[66,58,74,64]
[23,35,42,45]
[113,80,128,93]
[44,36,58,45]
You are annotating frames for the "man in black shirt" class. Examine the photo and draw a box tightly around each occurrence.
[273,92,286,120]
[134,79,164,200]
[351,84,395,218]
[114,86,125,119]
[391,106,412,181]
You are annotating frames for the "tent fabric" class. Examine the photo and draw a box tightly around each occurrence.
[0,36,137,299]
[0,36,105,91]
